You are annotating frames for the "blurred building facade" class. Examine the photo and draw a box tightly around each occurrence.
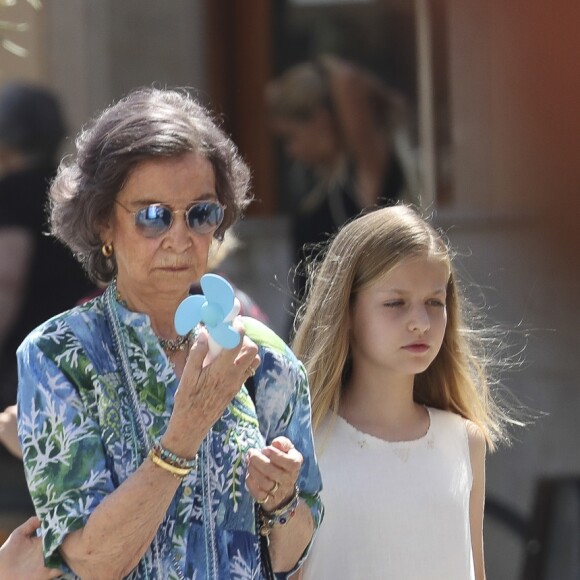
[2,0,579,577]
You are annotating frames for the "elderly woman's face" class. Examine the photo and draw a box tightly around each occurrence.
[101,152,218,299]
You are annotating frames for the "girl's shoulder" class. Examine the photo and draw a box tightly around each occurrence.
[427,406,465,429]
[430,408,487,465]
[428,407,480,434]
[464,418,487,461]
[463,418,486,442]
[427,407,475,448]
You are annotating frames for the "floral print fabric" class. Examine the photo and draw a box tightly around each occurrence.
[17,291,323,579]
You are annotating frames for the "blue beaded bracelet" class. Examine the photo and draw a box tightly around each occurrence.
[258,485,300,536]
[152,441,198,470]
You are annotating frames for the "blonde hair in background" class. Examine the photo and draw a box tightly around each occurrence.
[292,204,516,451]
[265,58,420,204]
[265,58,408,134]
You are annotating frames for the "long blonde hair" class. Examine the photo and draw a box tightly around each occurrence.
[292,205,514,451]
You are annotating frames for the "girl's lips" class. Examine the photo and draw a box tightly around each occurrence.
[402,343,429,353]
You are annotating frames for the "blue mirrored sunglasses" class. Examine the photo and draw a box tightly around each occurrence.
[115,200,225,238]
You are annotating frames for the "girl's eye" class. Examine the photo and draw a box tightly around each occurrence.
[427,299,445,307]
[384,301,404,308]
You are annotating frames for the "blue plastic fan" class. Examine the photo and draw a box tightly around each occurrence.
[175,273,241,357]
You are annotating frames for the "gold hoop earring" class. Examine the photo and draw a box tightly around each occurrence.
[101,242,114,258]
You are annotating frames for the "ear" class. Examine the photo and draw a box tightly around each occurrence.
[97,210,115,245]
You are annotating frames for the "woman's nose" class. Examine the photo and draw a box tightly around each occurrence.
[163,210,193,250]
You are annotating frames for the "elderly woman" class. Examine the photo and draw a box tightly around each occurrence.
[17,87,323,579]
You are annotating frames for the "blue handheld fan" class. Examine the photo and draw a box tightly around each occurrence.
[174,273,241,358]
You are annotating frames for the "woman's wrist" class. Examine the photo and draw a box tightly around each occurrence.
[161,418,204,460]
[261,487,294,513]
[147,440,199,480]
[148,450,191,479]
[258,485,300,536]
[151,441,198,470]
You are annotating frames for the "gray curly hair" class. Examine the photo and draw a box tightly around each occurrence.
[49,87,252,283]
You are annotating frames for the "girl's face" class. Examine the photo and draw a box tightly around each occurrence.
[349,254,450,380]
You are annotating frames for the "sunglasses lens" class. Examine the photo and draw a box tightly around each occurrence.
[134,205,173,237]
[186,203,224,234]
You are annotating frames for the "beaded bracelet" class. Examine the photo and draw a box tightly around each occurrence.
[152,441,198,470]
[258,485,300,536]
[148,449,192,479]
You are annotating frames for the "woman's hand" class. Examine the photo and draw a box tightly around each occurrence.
[245,436,303,511]
[163,319,260,457]
[247,437,314,573]
[0,517,62,580]
[0,405,22,458]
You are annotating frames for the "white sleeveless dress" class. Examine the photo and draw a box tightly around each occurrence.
[302,407,475,580]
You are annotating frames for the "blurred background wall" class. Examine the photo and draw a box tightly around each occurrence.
[1,0,579,577]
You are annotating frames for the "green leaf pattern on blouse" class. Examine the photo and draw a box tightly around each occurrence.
[17,295,323,579]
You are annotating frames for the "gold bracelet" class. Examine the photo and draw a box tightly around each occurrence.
[148,449,191,478]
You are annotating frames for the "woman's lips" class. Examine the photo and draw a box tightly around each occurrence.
[159,264,191,271]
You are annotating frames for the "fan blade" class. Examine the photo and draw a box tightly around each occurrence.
[210,323,241,349]
[200,273,235,314]
[174,294,205,335]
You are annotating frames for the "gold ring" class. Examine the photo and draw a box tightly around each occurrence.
[256,492,270,505]
[246,365,256,377]
[269,481,279,495]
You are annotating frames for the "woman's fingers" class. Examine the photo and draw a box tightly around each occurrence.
[233,339,260,383]
[245,455,280,505]
[198,317,258,378]
[173,320,259,435]
[183,327,209,375]
[261,446,303,494]
[246,442,303,509]
[270,436,295,454]
[17,516,41,537]
[248,442,303,474]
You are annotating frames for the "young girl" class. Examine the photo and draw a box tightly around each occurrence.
[292,205,513,579]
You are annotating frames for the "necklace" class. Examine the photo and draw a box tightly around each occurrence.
[157,334,191,354]
[105,285,190,579]
[114,280,193,356]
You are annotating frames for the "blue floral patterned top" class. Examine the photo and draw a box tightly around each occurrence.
[17,287,323,579]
